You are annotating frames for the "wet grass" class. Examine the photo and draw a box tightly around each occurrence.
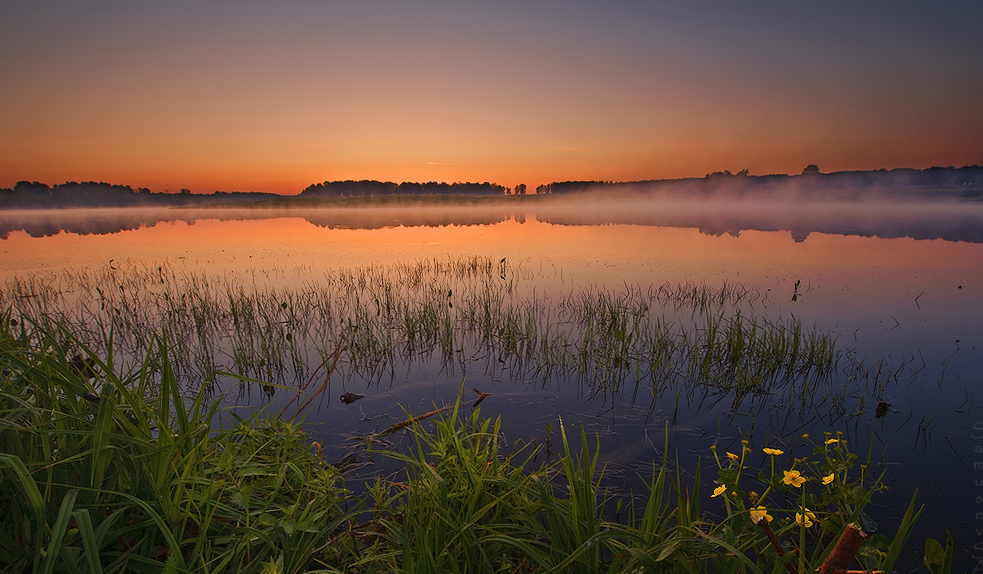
[1,256,893,417]
[0,317,949,573]
[0,315,349,573]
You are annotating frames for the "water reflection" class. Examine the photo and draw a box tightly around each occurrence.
[2,198,983,243]
[1,204,981,570]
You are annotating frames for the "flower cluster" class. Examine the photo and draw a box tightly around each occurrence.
[704,431,897,572]
[709,431,861,537]
[795,508,817,528]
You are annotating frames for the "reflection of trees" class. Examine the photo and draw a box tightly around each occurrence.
[0,208,517,239]
[0,210,194,239]
[302,208,510,229]
[2,202,982,244]
[534,202,983,244]
[791,229,810,243]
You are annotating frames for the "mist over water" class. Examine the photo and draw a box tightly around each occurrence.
[2,192,982,244]
[2,193,981,570]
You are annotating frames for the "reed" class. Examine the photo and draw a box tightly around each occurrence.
[0,314,351,573]
[0,317,948,573]
[1,256,888,419]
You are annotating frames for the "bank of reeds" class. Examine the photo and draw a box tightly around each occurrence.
[1,316,951,573]
[1,257,895,416]
[0,315,349,573]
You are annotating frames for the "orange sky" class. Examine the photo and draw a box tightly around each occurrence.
[1,2,981,195]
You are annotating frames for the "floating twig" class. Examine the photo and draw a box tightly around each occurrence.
[372,405,452,438]
[281,343,347,420]
[472,387,492,408]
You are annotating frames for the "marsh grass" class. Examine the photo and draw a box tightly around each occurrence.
[0,317,948,573]
[0,256,895,420]
[0,315,350,573]
[346,392,943,574]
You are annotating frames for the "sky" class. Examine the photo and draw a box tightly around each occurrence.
[2,1,981,194]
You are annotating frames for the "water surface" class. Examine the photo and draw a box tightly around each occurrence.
[2,202,981,567]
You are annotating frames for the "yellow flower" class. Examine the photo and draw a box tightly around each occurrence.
[783,469,806,488]
[726,452,739,462]
[712,485,727,498]
[749,506,773,524]
[762,447,784,456]
[795,508,817,528]
[748,490,759,504]
[825,438,839,445]
[822,473,834,485]
[801,433,809,439]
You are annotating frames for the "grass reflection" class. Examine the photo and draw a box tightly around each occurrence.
[2,256,893,418]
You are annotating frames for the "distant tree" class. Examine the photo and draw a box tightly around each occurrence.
[180,188,191,195]
[801,164,821,175]
[736,169,750,177]
[515,183,527,196]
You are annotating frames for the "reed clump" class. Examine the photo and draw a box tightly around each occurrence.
[0,317,948,573]
[0,315,349,573]
[0,256,893,417]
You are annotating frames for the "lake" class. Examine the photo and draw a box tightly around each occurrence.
[2,198,981,569]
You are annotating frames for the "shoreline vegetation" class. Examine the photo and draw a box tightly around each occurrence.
[0,255,956,572]
[0,315,953,573]
[2,257,895,421]
[2,165,982,210]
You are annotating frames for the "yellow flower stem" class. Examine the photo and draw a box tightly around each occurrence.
[710,446,722,469]
[798,488,807,574]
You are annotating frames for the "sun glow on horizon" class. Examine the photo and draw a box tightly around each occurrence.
[1,2,980,194]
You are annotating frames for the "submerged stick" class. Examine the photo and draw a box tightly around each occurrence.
[365,388,494,442]
[373,405,452,438]
[472,387,492,408]
[281,343,347,420]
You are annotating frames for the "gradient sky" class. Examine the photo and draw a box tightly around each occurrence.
[2,1,981,194]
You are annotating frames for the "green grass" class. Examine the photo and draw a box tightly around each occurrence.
[0,315,350,573]
[0,316,950,573]
[1,256,890,419]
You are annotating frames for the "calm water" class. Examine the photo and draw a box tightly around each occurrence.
[2,202,982,568]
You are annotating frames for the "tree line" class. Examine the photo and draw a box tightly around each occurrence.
[300,180,509,197]
[537,165,983,197]
[0,181,277,209]
[4,165,982,209]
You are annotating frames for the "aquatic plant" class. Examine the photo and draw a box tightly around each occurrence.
[0,256,899,422]
[0,316,950,573]
[0,314,350,573]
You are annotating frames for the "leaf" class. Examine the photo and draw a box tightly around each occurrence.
[72,509,103,574]
[655,539,681,561]
[923,530,953,574]
[40,490,78,574]
[0,454,44,517]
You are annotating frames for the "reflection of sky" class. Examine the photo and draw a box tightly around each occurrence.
[4,213,981,568]
[2,2,982,193]
[4,213,979,375]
